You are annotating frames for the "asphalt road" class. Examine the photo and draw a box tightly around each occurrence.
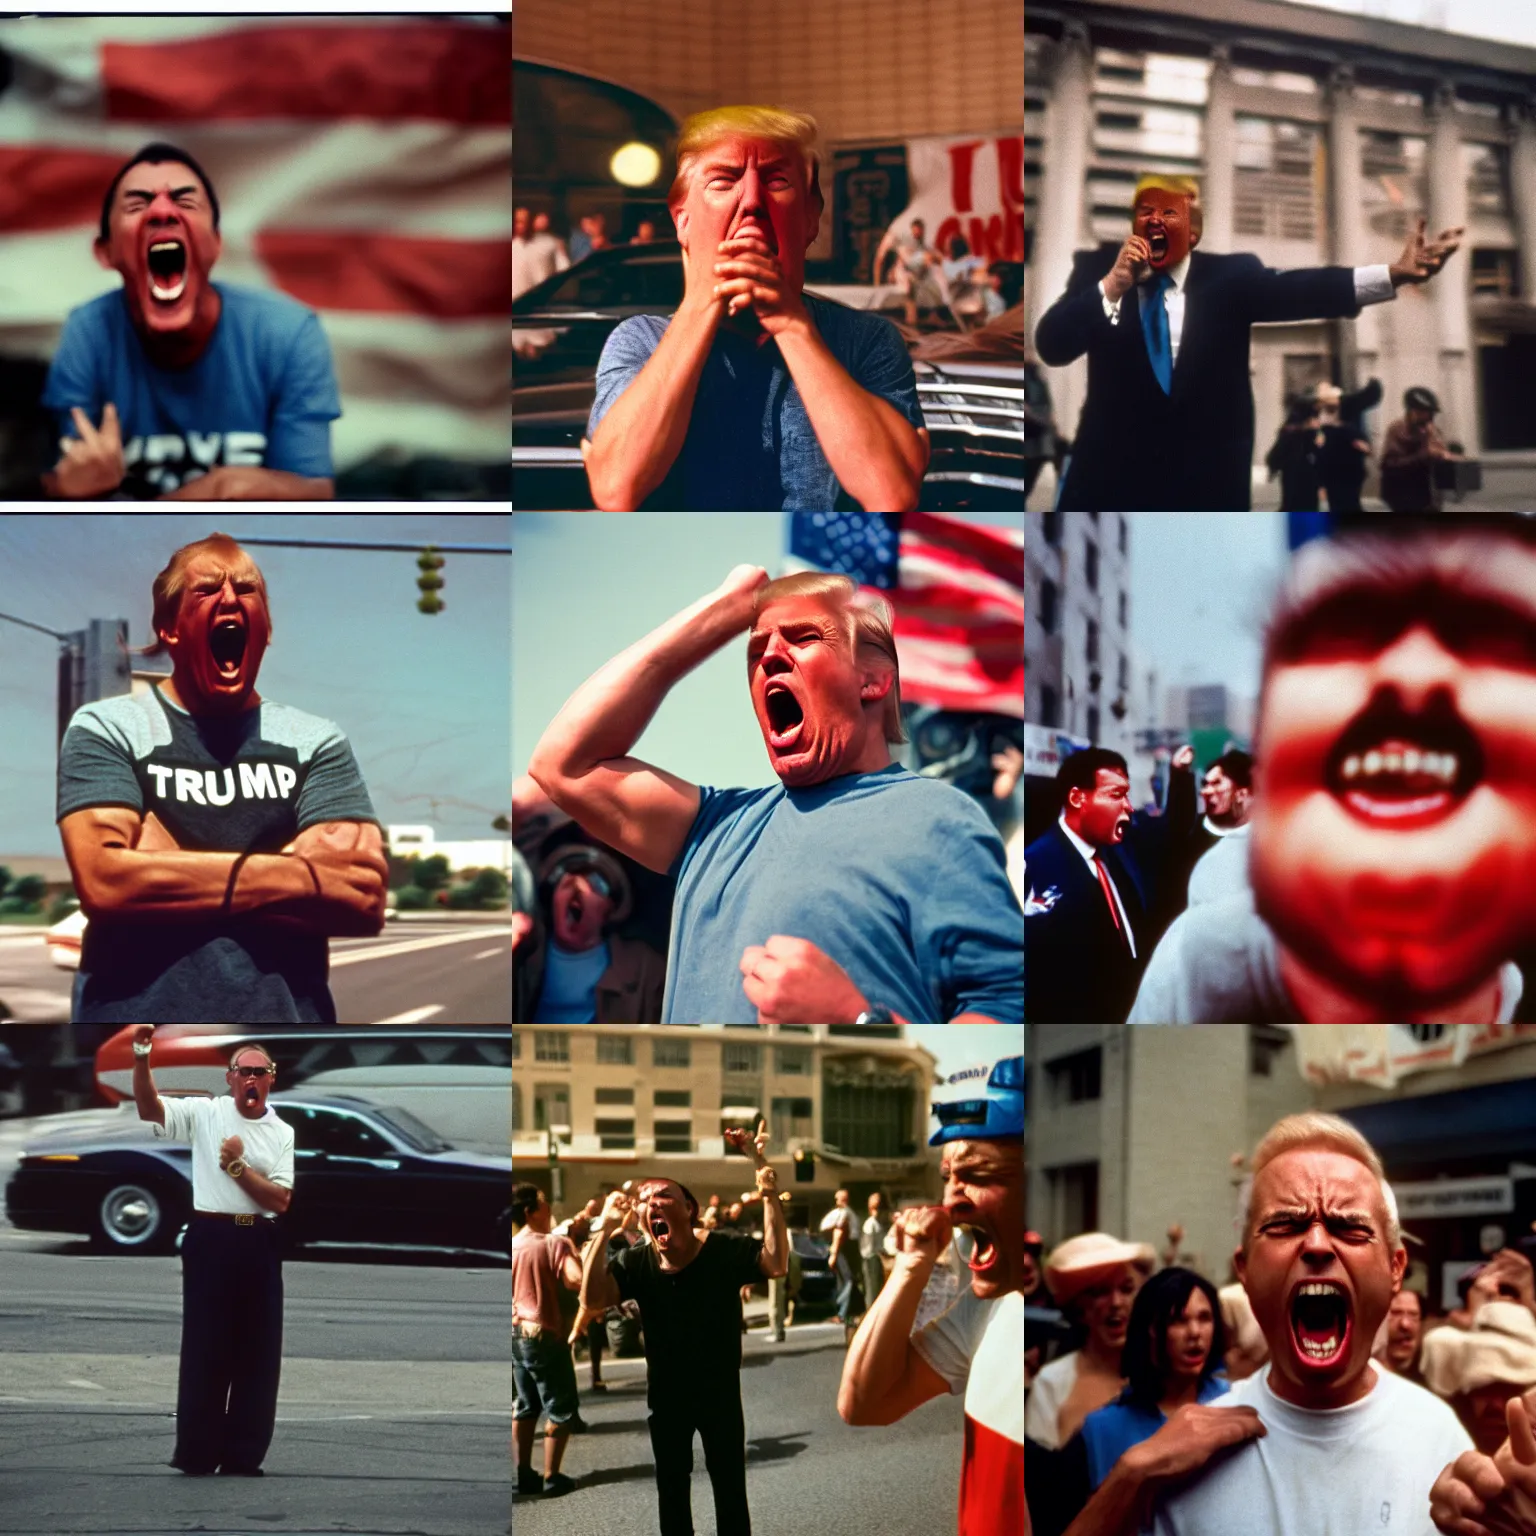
[514,1327,965,1536]
[0,921,511,1024]
[0,1232,511,1536]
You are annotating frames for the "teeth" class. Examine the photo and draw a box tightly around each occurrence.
[1342,755,1360,780]
[150,275,187,302]
[1297,1283,1344,1297]
[149,241,183,253]
[1362,750,1383,776]
[1300,1337,1341,1358]
[1402,748,1421,774]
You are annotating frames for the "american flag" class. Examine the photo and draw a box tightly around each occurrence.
[786,512,1024,717]
[0,14,510,474]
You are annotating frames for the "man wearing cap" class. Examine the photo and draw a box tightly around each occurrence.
[1423,1300,1536,1456]
[131,1025,294,1477]
[1034,170,1462,510]
[838,1056,1025,1536]
[1380,387,1462,512]
[1065,1111,1470,1536]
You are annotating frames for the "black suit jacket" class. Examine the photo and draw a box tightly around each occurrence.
[1034,246,1362,510]
[1024,823,1150,1024]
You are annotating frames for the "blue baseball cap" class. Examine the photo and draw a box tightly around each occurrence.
[929,1055,1024,1145]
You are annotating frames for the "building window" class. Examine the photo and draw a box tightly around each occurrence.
[1464,140,1512,219]
[653,1038,692,1068]
[596,1035,633,1065]
[512,1084,522,1134]
[1086,705,1100,742]
[1086,618,1099,664]
[1249,1026,1291,1077]
[1085,539,1099,591]
[1472,247,1518,299]
[822,1083,916,1158]
[534,1084,569,1133]
[723,1042,761,1074]
[1048,1046,1102,1104]
[654,1118,693,1153]
[1360,131,1428,241]
[775,1046,811,1075]
[595,1087,634,1106]
[594,1117,635,1151]
[1040,684,1060,728]
[1050,1161,1100,1234]
[772,1096,815,1145]
[654,1089,691,1108]
[1043,509,1062,545]
[1117,590,1127,629]
[1039,578,1058,635]
[1118,515,1127,555]
[534,1031,569,1063]
[1234,116,1324,241]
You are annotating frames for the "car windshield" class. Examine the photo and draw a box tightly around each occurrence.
[517,246,685,312]
[370,1105,452,1153]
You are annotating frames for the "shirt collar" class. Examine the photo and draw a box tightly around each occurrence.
[1057,813,1102,867]
[1202,816,1250,839]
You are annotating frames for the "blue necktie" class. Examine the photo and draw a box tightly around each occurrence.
[1142,271,1172,394]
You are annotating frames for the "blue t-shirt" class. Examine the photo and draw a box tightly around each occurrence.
[661,763,1023,1024]
[588,292,925,510]
[56,684,378,1024]
[1081,1376,1231,1490]
[534,939,610,1023]
[41,281,340,499]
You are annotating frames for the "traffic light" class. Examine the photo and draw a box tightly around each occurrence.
[794,1148,815,1183]
[416,546,445,614]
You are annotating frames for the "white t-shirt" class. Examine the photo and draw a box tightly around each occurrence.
[153,1094,295,1217]
[1148,1363,1472,1536]
[1023,1348,1079,1450]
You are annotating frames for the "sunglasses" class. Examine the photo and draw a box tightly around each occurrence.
[232,1066,273,1079]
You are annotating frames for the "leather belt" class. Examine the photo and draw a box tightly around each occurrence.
[191,1211,268,1226]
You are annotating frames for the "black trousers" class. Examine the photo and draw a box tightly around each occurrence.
[647,1389,750,1536]
[173,1216,283,1472]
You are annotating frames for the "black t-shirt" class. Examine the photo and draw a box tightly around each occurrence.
[610,1230,764,1404]
[55,682,378,1023]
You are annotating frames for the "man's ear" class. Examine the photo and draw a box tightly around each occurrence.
[673,201,690,253]
[92,237,116,272]
[1233,1244,1247,1286]
[859,663,894,705]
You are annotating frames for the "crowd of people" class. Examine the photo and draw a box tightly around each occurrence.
[1025,1111,1536,1536]
[1026,515,1536,1024]
[873,217,1010,329]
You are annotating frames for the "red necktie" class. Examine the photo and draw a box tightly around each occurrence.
[1094,856,1131,950]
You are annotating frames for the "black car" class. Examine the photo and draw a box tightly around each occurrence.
[791,1230,837,1309]
[5,1093,512,1258]
[512,241,1024,510]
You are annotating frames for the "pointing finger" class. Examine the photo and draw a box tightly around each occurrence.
[70,406,100,449]
[101,402,121,443]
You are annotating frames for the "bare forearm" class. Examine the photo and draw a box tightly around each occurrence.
[1064,1457,1151,1536]
[775,319,925,511]
[233,1167,290,1214]
[530,585,751,784]
[580,1230,619,1311]
[761,1190,788,1277]
[839,1256,932,1421]
[132,1056,165,1126]
[162,467,332,501]
[86,847,315,923]
[586,300,721,509]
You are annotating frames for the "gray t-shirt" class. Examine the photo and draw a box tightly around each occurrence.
[1187,827,1251,907]
[588,291,925,510]
[1129,890,1524,1024]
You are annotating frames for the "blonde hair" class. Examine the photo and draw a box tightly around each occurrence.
[229,1042,275,1072]
[667,105,822,213]
[146,533,270,655]
[752,571,907,745]
[1244,1112,1400,1250]
[1131,173,1203,245]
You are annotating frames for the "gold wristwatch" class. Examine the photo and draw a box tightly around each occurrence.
[226,1159,247,1179]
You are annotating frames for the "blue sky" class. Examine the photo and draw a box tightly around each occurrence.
[512,513,1024,793]
[0,513,510,855]
[1274,0,1536,46]
[909,1023,1023,1093]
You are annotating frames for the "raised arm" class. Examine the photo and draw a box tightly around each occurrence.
[579,1190,629,1312]
[527,565,766,874]
[130,1024,165,1126]
[726,1119,787,1278]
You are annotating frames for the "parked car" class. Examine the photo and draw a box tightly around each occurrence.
[45,907,85,970]
[513,241,1023,509]
[791,1230,837,1310]
[4,1092,513,1258]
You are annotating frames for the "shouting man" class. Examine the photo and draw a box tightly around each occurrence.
[57,533,388,1022]
[1131,520,1536,1022]
[41,141,340,500]
[133,1027,295,1476]
[1034,174,1461,510]
[1065,1112,1469,1535]
[528,565,1022,1024]
[579,1120,789,1535]
[582,105,929,511]
[839,1055,1026,1536]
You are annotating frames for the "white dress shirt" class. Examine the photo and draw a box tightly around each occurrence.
[1100,256,1396,365]
[154,1094,296,1217]
[1057,813,1137,959]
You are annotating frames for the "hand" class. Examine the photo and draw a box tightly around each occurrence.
[1431,1393,1536,1536]
[715,564,770,604]
[740,935,868,1025]
[218,1135,245,1171]
[1469,1251,1536,1319]
[50,404,126,498]
[991,745,1024,801]
[1171,744,1195,772]
[723,1116,770,1168]
[1122,1403,1267,1487]
[1390,217,1464,287]
[281,822,389,922]
[755,1164,778,1195]
[599,1189,633,1231]
[135,811,181,854]
[1103,235,1152,304]
[510,911,534,948]
[711,235,810,336]
[891,1205,954,1266]
[131,1025,154,1049]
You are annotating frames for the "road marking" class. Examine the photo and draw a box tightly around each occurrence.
[63,1379,103,1390]
[471,946,503,960]
[373,1005,445,1023]
[329,928,512,968]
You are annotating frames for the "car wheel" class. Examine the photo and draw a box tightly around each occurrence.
[92,1181,177,1254]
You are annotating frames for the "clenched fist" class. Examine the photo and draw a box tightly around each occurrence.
[892,1205,954,1266]
[739,935,868,1025]
[1102,235,1153,304]
[218,1135,245,1171]
[132,1025,154,1049]
[1123,1403,1267,1486]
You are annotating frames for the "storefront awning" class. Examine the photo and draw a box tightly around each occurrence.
[1337,1079,1536,1164]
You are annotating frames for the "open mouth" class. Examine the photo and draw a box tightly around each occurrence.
[957,1222,998,1274]
[1325,708,1482,830]
[209,619,246,681]
[650,1216,671,1241]
[764,682,805,750]
[1146,229,1169,261]
[564,889,584,932]
[1290,1280,1352,1365]
[244,1085,259,1105]
[146,239,189,304]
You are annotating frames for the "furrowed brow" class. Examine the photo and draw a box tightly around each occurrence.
[124,185,200,202]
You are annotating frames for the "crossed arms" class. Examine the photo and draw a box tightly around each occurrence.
[59,807,388,937]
